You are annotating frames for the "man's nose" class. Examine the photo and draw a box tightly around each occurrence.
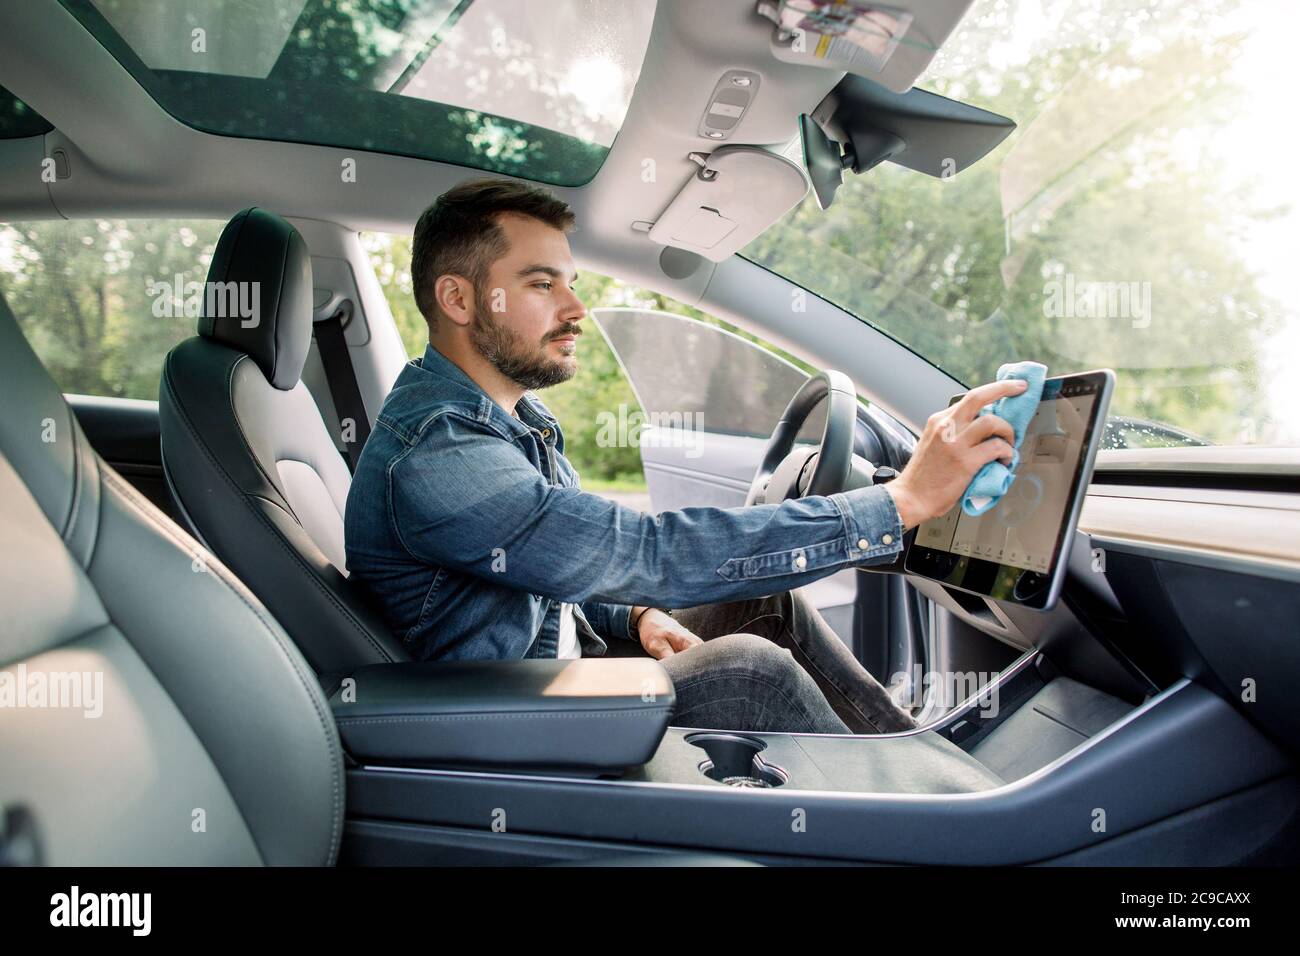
[559,286,587,322]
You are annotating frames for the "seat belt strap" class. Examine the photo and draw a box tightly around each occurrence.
[314,309,372,472]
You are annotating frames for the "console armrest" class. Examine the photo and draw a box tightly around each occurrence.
[328,658,675,773]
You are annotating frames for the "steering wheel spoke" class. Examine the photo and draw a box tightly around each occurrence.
[746,370,858,506]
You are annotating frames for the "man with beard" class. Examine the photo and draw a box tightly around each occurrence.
[344,179,1021,735]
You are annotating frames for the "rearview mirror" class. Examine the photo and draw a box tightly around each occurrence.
[800,114,859,210]
[800,78,1015,208]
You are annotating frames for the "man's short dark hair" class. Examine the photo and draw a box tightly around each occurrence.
[411,178,575,330]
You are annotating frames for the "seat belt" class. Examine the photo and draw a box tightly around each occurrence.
[313,302,372,472]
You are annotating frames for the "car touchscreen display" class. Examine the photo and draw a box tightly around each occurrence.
[904,371,1113,610]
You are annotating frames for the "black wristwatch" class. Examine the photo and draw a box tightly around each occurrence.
[871,465,899,485]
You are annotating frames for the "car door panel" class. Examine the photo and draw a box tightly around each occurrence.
[637,428,756,510]
[593,308,911,662]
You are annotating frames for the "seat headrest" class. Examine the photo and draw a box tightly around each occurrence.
[198,207,312,391]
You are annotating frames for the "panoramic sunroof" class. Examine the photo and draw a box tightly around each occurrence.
[59,0,657,186]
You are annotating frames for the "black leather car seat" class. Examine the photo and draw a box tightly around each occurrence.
[159,207,407,675]
[0,289,343,865]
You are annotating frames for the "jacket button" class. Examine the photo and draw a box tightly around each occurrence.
[794,554,807,569]
[858,538,870,549]
[882,534,894,545]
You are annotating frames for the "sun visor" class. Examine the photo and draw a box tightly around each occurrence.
[756,0,976,94]
[647,146,809,262]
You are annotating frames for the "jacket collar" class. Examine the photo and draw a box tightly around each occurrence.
[416,344,558,438]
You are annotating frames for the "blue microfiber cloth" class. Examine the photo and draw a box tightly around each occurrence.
[961,361,1048,517]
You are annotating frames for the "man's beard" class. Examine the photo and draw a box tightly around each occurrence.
[469,289,577,391]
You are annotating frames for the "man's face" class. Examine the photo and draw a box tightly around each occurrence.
[469,212,585,391]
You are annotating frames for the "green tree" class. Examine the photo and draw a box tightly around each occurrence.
[363,232,818,486]
[747,0,1287,445]
[0,219,223,398]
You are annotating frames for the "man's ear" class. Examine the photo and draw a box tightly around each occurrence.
[434,274,475,328]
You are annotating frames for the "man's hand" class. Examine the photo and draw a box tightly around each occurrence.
[632,608,703,660]
[886,378,1026,530]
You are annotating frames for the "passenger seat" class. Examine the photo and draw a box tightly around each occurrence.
[0,289,342,865]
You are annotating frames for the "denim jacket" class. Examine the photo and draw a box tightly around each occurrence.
[343,344,906,662]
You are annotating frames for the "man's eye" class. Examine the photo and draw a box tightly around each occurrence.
[534,281,552,291]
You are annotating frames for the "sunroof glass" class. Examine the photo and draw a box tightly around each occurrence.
[59,0,657,186]
[0,85,53,139]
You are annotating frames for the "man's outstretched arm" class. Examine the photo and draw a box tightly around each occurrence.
[389,413,903,609]
[389,379,1023,610]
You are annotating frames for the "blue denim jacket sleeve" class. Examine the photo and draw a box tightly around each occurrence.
[389,412,906,612]
[578,600,635,642]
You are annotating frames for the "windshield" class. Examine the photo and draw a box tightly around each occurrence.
[61,0,656,186]
[746,0,1300,449]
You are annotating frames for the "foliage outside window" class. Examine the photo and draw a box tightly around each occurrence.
[59,0,655,186]
[362,231,817,490]
[746,0,1300,449]
[0,219,223,399]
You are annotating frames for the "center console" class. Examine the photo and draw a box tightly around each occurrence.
[336,647,1297,865]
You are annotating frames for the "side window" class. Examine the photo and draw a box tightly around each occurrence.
[358,230,828,495]
[0,219,222,398]
[593,307,827,443]
[361,230,426,358]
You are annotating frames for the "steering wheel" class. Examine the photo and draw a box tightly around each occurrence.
[744,370,860,506]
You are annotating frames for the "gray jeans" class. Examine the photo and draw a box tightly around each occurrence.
[607,589,918,736]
